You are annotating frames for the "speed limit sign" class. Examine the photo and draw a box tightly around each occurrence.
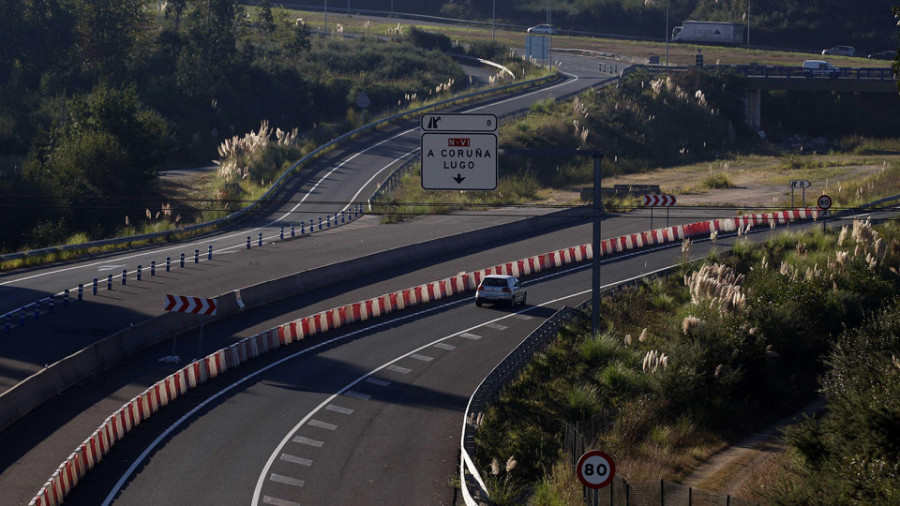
[818,194,832,211]
[576,450,616,489]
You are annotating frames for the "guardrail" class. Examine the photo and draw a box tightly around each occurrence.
[621,63,896,81]
[0,72,560,264]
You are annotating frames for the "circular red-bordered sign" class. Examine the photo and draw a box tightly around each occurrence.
[818,194,833,211]
[576,450,616,489]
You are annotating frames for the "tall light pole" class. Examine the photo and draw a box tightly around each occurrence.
[492,0,496,41]
[324,0,328,32]
[747,0,751,47]
[665,0,669,67]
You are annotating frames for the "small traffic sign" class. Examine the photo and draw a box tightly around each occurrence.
[356,92,371,109]
[576,450,615,489]
[790,180,812,188]
[421,113,497,132]
[164,294,217,315]
[642,194,677,207]
[421,133,497,190]
[817,194,833,211]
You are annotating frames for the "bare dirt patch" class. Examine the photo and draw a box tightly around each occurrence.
[604,155,900,208]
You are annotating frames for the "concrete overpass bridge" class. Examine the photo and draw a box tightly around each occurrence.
[623,64,897,130]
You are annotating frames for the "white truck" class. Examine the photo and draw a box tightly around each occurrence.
[672,21,745,44]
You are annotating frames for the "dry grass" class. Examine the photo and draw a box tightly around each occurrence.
[277,8,890,68]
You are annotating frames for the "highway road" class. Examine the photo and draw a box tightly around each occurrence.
[49,217,744,506]
[3,42,858,505]
[0,51,617,390]
[0,46,635,505]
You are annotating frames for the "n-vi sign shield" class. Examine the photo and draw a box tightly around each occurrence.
[421,133,497,190]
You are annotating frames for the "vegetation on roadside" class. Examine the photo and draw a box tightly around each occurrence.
[1,0,543,254]
[471,219,900,504]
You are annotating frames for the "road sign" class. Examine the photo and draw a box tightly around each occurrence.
[421,132,498,190]
[576,450,615,489]
[818,194,833,210]
[642,194,677,207]
[790,180,811,188]
[164,294,217,315]
[356,92,371,109]
[420,113,497,132]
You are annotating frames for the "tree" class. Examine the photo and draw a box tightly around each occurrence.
[70,0,149,83]
[259,0,275,34]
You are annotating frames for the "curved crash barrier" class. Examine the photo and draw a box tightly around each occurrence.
[30,208,817,506]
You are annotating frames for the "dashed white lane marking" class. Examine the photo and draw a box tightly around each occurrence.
[459,332,482,340]
[325,404,354,415]
[386,364,412,374]
[513,314,533,320]
[410,353,433,362]
[263,496,301,506]
[365,377,391,387]
[344,390,371,400]
[269,474,305,487]
[280,454,313,466]
[307,419,338,431]
[292,436,324,447]
[433,343,456,351]
[485,323,508,330]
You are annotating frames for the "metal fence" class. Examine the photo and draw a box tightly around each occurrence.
[565,422,760,506]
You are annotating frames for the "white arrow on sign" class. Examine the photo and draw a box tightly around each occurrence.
[790,180,812,188]
[164,294,217,315]
[641,194,677,207]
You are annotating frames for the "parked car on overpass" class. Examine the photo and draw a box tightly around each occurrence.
[821,45,856,57]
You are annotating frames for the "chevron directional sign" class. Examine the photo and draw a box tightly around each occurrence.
[642,194,677,207]
[164,294,217,315]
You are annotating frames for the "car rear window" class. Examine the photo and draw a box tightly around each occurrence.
[482,278,508,287]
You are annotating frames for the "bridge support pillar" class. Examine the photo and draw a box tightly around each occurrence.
[744,89,762,130]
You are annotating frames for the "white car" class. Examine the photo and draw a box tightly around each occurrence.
[475,275,527,308]
[527,24,559,35]
[802,60,840,77]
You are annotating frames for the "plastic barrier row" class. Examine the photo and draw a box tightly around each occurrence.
[31,208,817,506]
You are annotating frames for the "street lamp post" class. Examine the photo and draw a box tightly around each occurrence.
[665,0,669,67]
[492,0,496,41]
[324,0,328,32]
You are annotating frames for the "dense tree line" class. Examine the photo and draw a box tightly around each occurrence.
[0,0,463,252]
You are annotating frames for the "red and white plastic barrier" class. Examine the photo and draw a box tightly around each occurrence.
[30,207,817,506]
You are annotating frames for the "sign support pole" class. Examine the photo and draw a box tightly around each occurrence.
[592,153,603,334]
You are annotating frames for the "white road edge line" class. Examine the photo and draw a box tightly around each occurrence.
[103,255,670,506]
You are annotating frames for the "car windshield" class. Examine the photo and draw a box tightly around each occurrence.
[482,278,508,287]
